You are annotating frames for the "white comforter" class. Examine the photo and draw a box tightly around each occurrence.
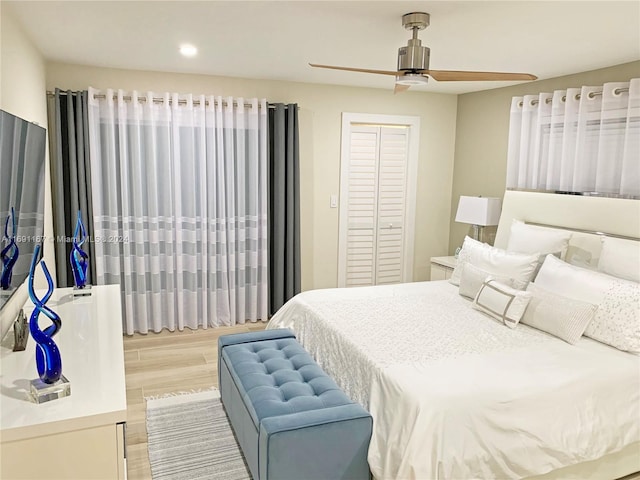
[267,281,640,480]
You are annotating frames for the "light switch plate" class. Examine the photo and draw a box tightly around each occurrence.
[330,194,338,208]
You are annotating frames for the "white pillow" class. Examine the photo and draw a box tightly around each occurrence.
[536,254,616,305]
[450,236,489,286]
[585,278,640,354]
[450,236,539,287]
[566,250,597,270]
[597,236,640,282]
[507,219,571,259]
[522,283,597,344]
[535,254,640,352]
[472,280,532,328]
[459,263,526,299]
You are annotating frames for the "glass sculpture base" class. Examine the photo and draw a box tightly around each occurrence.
[29,375,71,404]
[73,284,92,297]
[0,288,16,297]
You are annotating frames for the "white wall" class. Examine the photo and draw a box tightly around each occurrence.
[449,61,640,253]
[0,6,53,339]
[46,63,459,290]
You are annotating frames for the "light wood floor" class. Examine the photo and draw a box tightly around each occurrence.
[123,322,267,480]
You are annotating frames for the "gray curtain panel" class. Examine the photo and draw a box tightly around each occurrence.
[268,103,301,314]
[47,89,95,287]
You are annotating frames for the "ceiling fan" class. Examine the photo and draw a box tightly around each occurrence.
[310,12,537,93]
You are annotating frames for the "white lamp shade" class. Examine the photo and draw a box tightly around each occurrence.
[455,196,502,226]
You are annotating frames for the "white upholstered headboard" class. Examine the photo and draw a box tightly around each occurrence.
[495,191,640,267]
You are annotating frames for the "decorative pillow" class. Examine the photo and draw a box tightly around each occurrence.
[566,249,596,270]
[536,254,620,305]
[597,236,640,283]
[450,236,539,287]
[522,283,597,344]
[584,278,640,354]
[450,236,489,286]
[459,263,526,299]
[535,254,640,352]
[507,219,571,259]
[472,279,532,328]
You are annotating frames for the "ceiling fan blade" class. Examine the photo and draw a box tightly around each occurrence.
[427,70,537,82]
[309,63,400,76]
[394,83,411,94]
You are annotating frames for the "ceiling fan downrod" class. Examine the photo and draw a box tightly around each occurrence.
[398,12,430,73]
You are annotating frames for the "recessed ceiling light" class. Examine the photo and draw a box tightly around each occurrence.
[179,44,198,57]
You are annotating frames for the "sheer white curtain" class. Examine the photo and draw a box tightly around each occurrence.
[506,78,639,197]
[87,88,268,334]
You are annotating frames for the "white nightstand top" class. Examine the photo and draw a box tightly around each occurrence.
[430,256,458,269]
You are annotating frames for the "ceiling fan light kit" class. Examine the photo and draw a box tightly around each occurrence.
[396,73,429,86]
[309,11,537,93]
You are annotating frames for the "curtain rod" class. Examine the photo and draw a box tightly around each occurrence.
[46,91,299,110]
[518,87,630,108]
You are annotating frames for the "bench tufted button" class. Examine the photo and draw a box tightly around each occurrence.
[225,337,354,423]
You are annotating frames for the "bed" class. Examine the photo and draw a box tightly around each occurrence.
[267,191,640,480]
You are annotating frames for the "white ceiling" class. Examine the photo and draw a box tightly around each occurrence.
[5,1,640,95]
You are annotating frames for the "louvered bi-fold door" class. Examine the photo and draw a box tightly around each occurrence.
[375,127,409,285]
[343,126,379,286]
[341,125,409,287]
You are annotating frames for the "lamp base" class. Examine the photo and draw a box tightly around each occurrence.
[73,284,92,297]
[472,224,484,242]
[29,375,71,404]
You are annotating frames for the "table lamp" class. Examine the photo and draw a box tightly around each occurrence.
[455,196,502,242]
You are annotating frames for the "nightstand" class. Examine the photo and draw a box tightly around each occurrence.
[430,256,457,281]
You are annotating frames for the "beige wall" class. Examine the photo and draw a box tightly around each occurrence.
[46,63,459,290]
[0,7,53,339]
[1,5,635,337]
[449,61,640,254]
[3,7,636,336]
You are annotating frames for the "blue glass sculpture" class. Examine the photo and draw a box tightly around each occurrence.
[1,207,19,290]
[70,210,89,289]
[28,244,63,384]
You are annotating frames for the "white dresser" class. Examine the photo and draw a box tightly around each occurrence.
[0,285,127,480]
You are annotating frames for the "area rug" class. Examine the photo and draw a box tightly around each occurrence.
[146,389,251,480]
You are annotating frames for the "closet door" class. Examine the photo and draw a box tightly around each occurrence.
[342,126,379,287]
[375,127,408,285]
[338,124,410,287]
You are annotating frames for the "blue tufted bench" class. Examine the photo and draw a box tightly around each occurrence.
[218,328,372,480]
